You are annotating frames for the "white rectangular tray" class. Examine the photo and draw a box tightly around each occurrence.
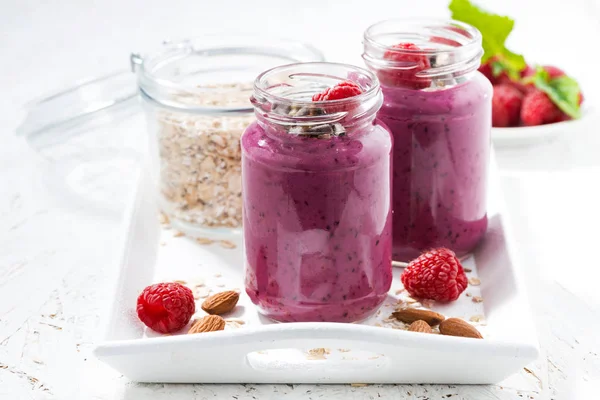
[94,158,539,384]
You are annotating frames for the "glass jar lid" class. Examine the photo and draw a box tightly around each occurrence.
[133,35,325,114]
[16,70,138,150]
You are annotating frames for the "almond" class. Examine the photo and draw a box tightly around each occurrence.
[201,290,239,315]
[188,315,225,334]
[439,318,483,339]
[392,308,445,326]
[408,320,433,333]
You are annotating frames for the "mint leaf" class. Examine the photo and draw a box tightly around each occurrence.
[449,0,526,76]
[532,67,582,119]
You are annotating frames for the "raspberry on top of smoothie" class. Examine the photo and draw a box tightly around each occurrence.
[380,42,431,89]
[312,80,363,101]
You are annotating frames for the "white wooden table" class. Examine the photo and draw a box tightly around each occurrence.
[1,0,599,398]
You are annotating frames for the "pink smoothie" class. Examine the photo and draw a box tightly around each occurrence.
[378,73,492,261]
[242,121,393,322]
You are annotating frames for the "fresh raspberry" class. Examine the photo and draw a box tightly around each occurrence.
[478,56,511,85]
[400,248,468,302]
[541,65,584,105]
[379,43,431,89]
[478,61,496,84]
[543,65,565,78]
[136,282,195,334]
[502,65,537,93]
[520,90,562,126]
[492,84,523,127]
[312,81,362,101]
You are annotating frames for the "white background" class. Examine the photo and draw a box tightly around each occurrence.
[2,0,600,399]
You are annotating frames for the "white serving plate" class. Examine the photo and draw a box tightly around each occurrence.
[94,155,539,384]
[492,105,592,147]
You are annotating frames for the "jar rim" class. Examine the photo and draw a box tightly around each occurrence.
[363,19,483,82]
[135,35,325,114]
[251,62,383,131]
[363,18,482,54]
[253,62,380,108]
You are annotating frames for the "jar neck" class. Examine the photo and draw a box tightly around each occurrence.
[251,62,383,139]
[363,19,483,89]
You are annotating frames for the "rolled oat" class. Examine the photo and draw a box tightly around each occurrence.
[155,83,254,229]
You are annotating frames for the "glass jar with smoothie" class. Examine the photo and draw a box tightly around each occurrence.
[242,63,393,322]
[363,20,492,262]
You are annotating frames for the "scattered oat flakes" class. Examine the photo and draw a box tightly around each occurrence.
[338,349,351,352]
[463,268,472,273]
[465,292,472,297]
[159,212,170,225]
[472,296,483,303]
[225,318,245,325]
[351,383,368,387]
[194,286,211,299]
[173,231,185,237]
[395,288,406,295]
[374,323,382,327]
[392,260,409,268]
[469,315,485,323]
[196,237,214,245]
[404,297,417,304]
[469,277,481,286]
[421,299,435,309]
[368,356,380,360]
[307,348,330,360]
[219,240,237,249]
[174,280,187,285]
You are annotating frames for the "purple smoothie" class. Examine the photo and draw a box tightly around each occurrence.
[242,121,393,322]
[378,73,492,261]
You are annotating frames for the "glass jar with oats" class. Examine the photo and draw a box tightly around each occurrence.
[134,36,324,236]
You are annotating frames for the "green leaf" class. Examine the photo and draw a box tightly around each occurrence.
[491,61,504,77]
[449,0,526,75]
[531,66,582,119]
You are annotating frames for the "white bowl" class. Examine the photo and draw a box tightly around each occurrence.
[492,105,592,147]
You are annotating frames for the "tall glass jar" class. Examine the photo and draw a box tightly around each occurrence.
[242,63,393,322]
[135,36,324,237]
[363,20,492,262]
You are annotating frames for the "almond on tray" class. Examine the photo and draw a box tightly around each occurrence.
[201,291,240,315]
